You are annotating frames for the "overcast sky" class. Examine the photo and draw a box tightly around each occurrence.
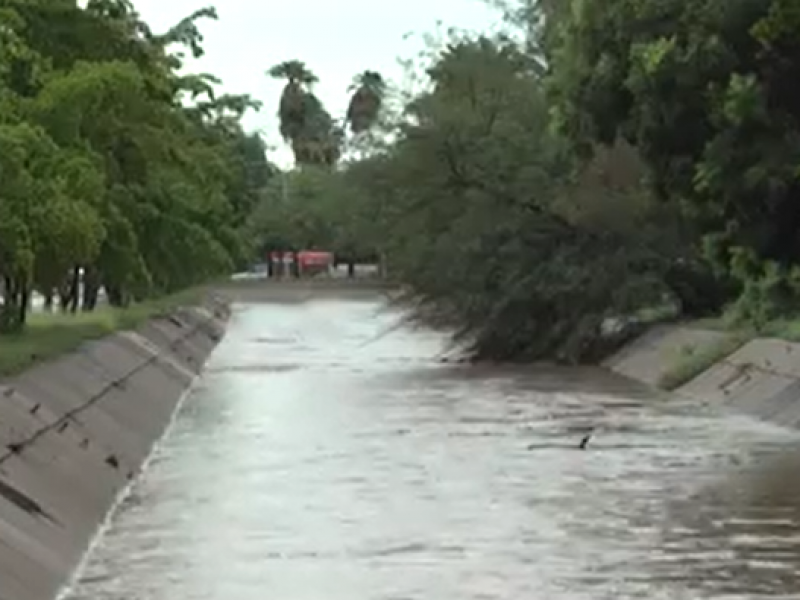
[132,0,503,166]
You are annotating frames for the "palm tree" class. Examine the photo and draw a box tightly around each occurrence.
[291,99,342,167]
[267,60,319,142]
[268,60,344,167]
[345,70,386,134]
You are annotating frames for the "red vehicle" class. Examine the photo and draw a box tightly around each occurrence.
[297,251,334,277]
[267,250,334,278]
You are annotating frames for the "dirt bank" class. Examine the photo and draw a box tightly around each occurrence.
[0,296,230,600]
[606,324,800,428]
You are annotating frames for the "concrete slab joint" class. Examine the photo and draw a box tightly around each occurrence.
[0,297,230,600]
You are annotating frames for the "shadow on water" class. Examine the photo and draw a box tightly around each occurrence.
[654,446,800,597]
[62,297,800,600]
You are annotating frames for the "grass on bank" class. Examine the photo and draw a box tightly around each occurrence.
[656,313,800,390]
[0,287,208,377]
[657,332,751,391]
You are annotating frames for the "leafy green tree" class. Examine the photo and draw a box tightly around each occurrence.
[322,36,673,361]
[0,0,272,330]
[543,0,800,320]
[248,1,800,360]
[252,36,678,360]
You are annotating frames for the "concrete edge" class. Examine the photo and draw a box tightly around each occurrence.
[0,294,231,600]
[54,349,204,600]
[606,324,800,429]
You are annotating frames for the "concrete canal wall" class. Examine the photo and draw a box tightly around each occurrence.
[603,324,728,388]
[0,297,230,600]
[606,324,800,428]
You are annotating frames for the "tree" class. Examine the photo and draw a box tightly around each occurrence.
[543,0,800,321]
[346,70,387,134]
[248,2,800,360]
[268,60,341,167]
[0,0,271,330]
[268,60,318,142]
[255,36,675,361]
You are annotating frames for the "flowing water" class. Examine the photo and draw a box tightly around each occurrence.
[63,298,800,599]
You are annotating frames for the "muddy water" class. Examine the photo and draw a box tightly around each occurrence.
[63,299,800,599]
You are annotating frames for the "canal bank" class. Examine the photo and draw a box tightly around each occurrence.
[606,324,800,428]
[0,295,229,600]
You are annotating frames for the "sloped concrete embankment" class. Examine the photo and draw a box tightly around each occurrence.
[678,338,800,426]
[603,324,728,388]
[606,325,800,427]
[0,298,230,600]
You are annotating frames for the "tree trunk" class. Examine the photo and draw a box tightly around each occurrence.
[58,279,71,312]
[68,266,80,314]
[18,283,29,327]
[82,266,100,311]
[0,277,14,333]
[347,261,355,278]
[0,276,24,333]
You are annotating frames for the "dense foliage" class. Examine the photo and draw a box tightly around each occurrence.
[543,0,800,326]
[249,0,800,362]
[0,0,272,332]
